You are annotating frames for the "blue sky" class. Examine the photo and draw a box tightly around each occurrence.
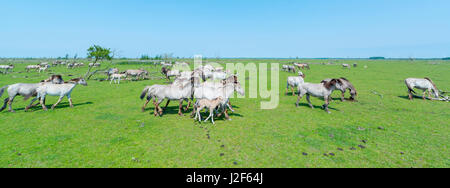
[1,0,449,58]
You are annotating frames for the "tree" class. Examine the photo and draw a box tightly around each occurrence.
[84,45,112,79]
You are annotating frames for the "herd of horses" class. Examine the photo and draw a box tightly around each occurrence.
[0,61,447,124]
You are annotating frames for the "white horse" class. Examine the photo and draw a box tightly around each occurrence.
[39,65,49,73]
[140,78,198,116]
[193,76,245,120]
[26,65,41,72]
[0,65,14,74]
[35,78,88,111]
[110,73,127,84]
[405,78,440,100]
[296,79,341,113]
[342,64,350,69]
[125,69,148,80]
[286,71,305,96]
[0,75,64,112]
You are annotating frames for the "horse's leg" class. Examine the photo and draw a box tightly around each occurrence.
[227,101,235,113]
[178,100,184,116]
[157,99,165,115]
[292,87,295,96]
[296,93,304,107]
[40,96,48,111]
[341,91,346,102]
[0,97,9,112]
[197,106,203,122]
[422,90,427,100]
[25,97,39,111]
[163,100,171,111]
[306,94,314,109]
[51,97,64,110]
[408,90,413,100]
[142,99,150,112]
[7,95,17,113]
[185,99,191,111]
[68,94,74,108]
[324,97,331,113]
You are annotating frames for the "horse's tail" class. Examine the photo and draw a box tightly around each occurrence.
[405,79,416,94]
[140,86,151,100]
[286,80,290,89]
[0,85,7,98]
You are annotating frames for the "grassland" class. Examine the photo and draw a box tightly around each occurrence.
[0,59,448,168]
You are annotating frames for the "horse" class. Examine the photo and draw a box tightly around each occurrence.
[140,77,199,116]
[0,65,14,74]
[295,79,342,113]
[294,63,310,70]
[321,77,358,101]
[405,78,440,100]
[106,68,119,80]
[34,78,88,111]
[125,69,148,80]
[342,64,350,69]
[192,75,245,120]
[39,65,49,73]
[110,73,127,84]
[26,65,41,72]
[194,96,225,124]
[0,75,65,112]
[286,71,305,96]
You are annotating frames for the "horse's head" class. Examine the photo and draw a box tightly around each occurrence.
[324,79,342,90]
[51,75,64,84]
[298,71,305,78]
[234,81,245,96]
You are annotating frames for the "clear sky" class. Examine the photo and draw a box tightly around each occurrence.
[1,0,449,58]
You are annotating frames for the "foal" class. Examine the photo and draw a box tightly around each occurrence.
[286,71,305,96]
[110,73,127,84]
[194,97,224,124]
[296,79,341,113]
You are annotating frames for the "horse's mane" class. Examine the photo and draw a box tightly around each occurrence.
[424,77,438,90]
[65,78,80,84]
[340,77,349,81]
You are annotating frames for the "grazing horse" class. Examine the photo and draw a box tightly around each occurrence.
[294,63,310,70]
[140,77,199,116]
[342,64,350,69]
[26,65,41,72]
[296,79,342,113]
[0,65,14,74]
[0,75,64,112]
[286,71,305,96]
[34,78,88,111]
[125,69,148,80]
[405,78,440,100]
[321,77,358,101]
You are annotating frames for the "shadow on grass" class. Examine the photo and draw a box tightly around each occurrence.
[296,103,340,112]
[143,105,244,119]
[18,101,94,112]
[398,95,433,101]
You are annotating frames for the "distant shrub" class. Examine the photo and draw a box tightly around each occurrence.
[140,54,151,60]
[369,57,385,60]
[443,57,450,60]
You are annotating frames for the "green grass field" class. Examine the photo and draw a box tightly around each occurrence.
[0,59,448,168]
